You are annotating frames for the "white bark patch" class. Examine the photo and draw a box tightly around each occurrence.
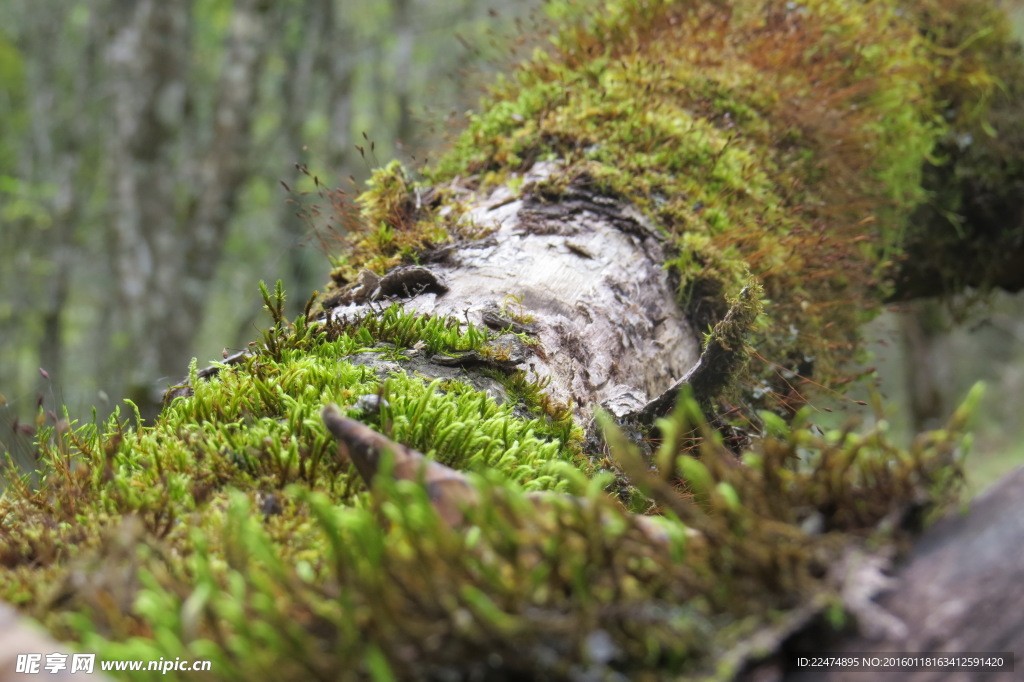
[330,165,700,421]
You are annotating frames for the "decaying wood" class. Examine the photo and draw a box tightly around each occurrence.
[760,466,1024,682]
[321,403,676,544]
[637,283,758,425]
[322,404,479,527]
[324,162,702,425]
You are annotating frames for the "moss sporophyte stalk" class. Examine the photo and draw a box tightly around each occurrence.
[0,0,1015,678]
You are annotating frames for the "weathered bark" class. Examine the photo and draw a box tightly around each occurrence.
[325,162,700,426]
[772,466,1024,682]
[258,0,1024,670]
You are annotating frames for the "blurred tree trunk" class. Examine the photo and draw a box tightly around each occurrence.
[0,0,109,438]
[104,0,271,417]
[104,0,191,411]
[22,13,80,395]
[392,0,415,146]
[899,299,950,431]
[272,0,356,317]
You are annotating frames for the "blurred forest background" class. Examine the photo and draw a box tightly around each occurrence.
[0,0,542,454]
[1,0,1022,493]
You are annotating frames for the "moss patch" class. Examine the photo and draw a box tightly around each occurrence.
[0,339,977,679]
[311,0,1012,409]
[0,293,581,602]
[305,0,1021,421]
[2,0,1019,678]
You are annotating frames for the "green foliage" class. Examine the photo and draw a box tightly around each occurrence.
[0,369,975,680]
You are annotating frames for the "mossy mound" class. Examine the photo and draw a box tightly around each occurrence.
[1,0,1018,679]
[0,286,977,678]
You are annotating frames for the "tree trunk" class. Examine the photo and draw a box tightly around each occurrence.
[105,0,192,407]
[899,299,952,431]
[105,0,272,418]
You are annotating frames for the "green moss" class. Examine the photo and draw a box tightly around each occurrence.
[1,375,974,680]
[324,161,455,283]
[1,0,1017,678]
[305,1,1017,409]
[312,0,1016,413]
[894,0,1024,297]
[0,293,582,605]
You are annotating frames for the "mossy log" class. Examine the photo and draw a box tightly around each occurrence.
[2,1,1024,680]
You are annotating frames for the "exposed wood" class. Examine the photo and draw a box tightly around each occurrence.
[320,404,677,544]
[322,403,479,527]
[325,162,701,425]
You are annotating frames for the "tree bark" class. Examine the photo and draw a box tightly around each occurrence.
[324,162,701,426]
[772,466,1024,682]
